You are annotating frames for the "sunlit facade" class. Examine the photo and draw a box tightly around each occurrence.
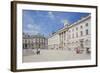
[48,14,91,51]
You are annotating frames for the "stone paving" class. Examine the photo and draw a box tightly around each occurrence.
[22,49,91,63]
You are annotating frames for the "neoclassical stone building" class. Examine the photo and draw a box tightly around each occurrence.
[48,14,91,51]
[23,33,48,49]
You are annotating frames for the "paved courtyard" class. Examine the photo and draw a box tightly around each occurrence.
[22,49,91,63]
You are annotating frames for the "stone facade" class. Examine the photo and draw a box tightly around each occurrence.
[23,33,48,49]
[48,33,60,49]
[48,14,91,52]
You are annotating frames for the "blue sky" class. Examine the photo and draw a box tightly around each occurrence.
[22,10,90,37]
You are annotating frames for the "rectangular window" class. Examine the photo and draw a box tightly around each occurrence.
[86,29,88,35]
[80,31,83,36]
[86,23,88,27]
[80,25,83,29]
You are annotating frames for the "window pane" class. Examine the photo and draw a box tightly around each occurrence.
[80,31,83,36]
[86,23,88,26]
[86,29,88,35]
[80,25,83,29]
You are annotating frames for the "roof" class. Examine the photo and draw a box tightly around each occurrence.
[23,33,47,39]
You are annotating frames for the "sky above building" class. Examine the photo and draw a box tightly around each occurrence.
[22,10,90,37]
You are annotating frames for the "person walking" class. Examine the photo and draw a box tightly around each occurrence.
[36,48,40,55]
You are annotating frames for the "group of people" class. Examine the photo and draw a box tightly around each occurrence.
[75,48,90,54]
[32,49,41,55]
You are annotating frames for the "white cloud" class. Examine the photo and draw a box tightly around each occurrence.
[24,24,41,35]
[24,30,39,35]
[27,24,34,29]
[61,19,69,26]
[48,12,55,19]
[27,24,40,30]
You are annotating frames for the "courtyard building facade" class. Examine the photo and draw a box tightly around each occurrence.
[48,14,91,52]
[23,33,48,49]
